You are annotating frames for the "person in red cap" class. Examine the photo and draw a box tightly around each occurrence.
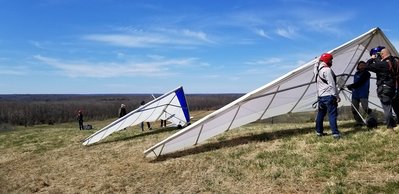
[313,53,341,139]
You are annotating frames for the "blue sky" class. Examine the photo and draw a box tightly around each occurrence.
[1,0,399,94]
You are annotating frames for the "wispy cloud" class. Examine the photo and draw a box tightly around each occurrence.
[182,29,214,43]
[0,66,28,75]
[275,26,299,39]
[254,29,272,39]
[303,18,348,35]
[293,8,353,36]
[83,28,215,48]
[29,41,47,49]
[83,34,167,48]
[244,56,300,76]
[103,83,131,88]
[34,55,200,78]
[225,4,352,40]
[246,57,283,65]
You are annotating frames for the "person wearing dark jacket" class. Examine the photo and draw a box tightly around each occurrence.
[347,61,371,126]
[388,55,399,123]
[118,104,128,130]
[77,110,84,130]
[119,104,127,118]
[366,47,397,130]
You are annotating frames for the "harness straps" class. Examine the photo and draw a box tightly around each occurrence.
[313,64,329,108]
[313,62,339,108]
[316,65,328,85]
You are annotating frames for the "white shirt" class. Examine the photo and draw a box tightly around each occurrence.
[314,62,339,97]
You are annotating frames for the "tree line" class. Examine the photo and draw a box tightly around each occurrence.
[0,94,243,126]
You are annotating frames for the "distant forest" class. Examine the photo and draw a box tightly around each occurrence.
[0,94,243,126]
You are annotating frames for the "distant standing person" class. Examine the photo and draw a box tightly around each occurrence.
[119,104,127,118]
[119,104,128,130]
[160,119,167,128]
[140,101,152,131]
[77,110,84,130]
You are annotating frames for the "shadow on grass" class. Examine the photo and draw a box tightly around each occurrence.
[151,125,315,162]
[339,121,379,136]
[83,127,180,146]
[151,122,368,162]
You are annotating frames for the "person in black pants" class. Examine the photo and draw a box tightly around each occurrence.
[366,47,398,131]
[346,61,371,126]
[77,110,84,130]
[119,104,127,118]
[140,101,151,131]
[160,119,167,128]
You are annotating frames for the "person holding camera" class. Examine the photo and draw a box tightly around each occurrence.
[314,53,341,139]
[366,46,398,130]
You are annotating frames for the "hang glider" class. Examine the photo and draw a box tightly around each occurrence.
[144,27,399,158]
[83,86,190,145]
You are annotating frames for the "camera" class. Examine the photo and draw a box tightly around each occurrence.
[374,52,382,61]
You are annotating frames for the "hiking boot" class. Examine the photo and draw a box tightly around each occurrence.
[332,134,341,139]
[316,132,328,137]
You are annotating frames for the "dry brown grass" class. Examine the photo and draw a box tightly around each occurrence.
[1,111,399,193]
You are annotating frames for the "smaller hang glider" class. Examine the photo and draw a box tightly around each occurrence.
[82,86,190,146]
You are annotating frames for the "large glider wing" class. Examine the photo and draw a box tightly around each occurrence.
[144,27,398,157]
[83,86,190,145]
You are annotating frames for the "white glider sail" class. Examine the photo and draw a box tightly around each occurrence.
[83,86,190,145]
[144,27,398,157]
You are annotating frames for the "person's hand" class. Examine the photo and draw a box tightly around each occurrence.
[336,96,341,103]
[332,96,340,107]
[346,84,353,91]
[371,54,376,59]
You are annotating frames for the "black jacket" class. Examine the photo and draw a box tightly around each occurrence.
[366,56,397,89]
[119,107,127,118]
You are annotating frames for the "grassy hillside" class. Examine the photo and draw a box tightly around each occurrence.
[1,111,399,193]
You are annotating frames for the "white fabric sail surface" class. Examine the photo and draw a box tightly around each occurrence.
[83,86,190,145]
[144,27,399,158]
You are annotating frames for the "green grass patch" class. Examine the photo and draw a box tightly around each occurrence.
[1,117,399,193]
